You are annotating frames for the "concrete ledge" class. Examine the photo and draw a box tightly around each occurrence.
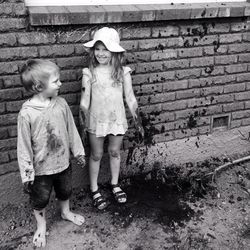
[28,2,250,26]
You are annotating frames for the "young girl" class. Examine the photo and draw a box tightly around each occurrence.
[80,27,144,210]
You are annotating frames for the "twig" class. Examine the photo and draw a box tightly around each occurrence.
[205,155,250,181]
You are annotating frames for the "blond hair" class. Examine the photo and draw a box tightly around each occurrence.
[20,59,60,94]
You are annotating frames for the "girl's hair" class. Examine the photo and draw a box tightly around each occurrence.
[88,41,124,84]
[20,59,60,94]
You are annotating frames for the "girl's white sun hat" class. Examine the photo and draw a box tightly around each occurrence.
[83,27,125,53]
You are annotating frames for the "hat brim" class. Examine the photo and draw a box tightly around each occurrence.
[83,39,125,53]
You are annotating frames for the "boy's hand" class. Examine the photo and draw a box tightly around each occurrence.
[76,155,86,168]
[135,124,145,144]
[23,181,34,194]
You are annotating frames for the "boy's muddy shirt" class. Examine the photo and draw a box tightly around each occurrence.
[17,97,85,183]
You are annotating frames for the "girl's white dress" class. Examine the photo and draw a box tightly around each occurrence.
[82,66,132,137]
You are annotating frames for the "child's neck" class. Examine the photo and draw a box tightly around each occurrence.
[97,64,112,70]
[32,93,52,107]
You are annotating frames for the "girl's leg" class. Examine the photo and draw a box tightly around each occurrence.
[89,133,105,192]
[108,134,124,185]
[59,199,85,226]
[33,209,46,247]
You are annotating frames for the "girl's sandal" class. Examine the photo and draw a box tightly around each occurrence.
[91,190,108,210]
[111,184,127,204]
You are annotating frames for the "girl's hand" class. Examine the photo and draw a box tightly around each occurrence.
[76,155,86,168]
[23,181,34,194]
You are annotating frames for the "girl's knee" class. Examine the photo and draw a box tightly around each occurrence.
[108,149,120,159]
[90,152,103,161]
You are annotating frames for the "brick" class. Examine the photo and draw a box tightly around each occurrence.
[0,62,18,74]
[0,18,26,31]
[0,103,5,114]
[201,86,223,96]
[162,100,187,111]
[228,44,250,53]
[245,82,250,90]
[0,161,18,176]
[203,105,223,115]
[201,66,224,77]
[139,104,162,115]
[212,75,236,85]
[175,109,199,120]
[8,126,17,138]
[156,112,175,123]
[3,75,22,89]
[122,27,151,39]
[0,47,38,60]
[38,44,75,57]
[235,91,250,101]
[56,56,87,70]
[231,119,242,128]
[163,80,188,91]
[215,55,238,65]
[8,150,17,161]
[120,40,139,52]
[189,78,213,88]
[232,110,250,119]
[176,68,201,80]
[163,59,189,70]
[193,35,218,46]
[223,102,244,112]
[242,118,250,126]
[17,32,56,45]
[187,98,211,109]
[208,23,230,34]
[180,24,205,36]
[152,25,179,37]
[60,70,79,82]
[0,138,17,152]
[174,128,199,140]
[225,64,248,74]
[60,81,81,94]
[178,47,202,58]
[150,92,175,104]
[60,94,79,105]
[74,44,88,55]
[0,152,9,164]
[190,57,214,67]
[0,127,8,140]
[138,38,167,51]
[135,61,163,74]
[167,37,184,48]
[176,88,200,99]
[0,88,22,101]
[231,22,248,32]
[203,45,228,55]
[237,73,250,82]
[0,33,17,46]
[199,126,210,135]
[125,51,151,64]
[224,83,245,93]
[155,122,175,132]
[151,49,177,61]
[213,94,234,104]
[0,3,26,16]
[134,83,162,96]
[149,71,175,83]
[6,100,25,113]
[219,33,242,44]
[243,33,250,42]
[0,114,18,126]
[238,54,250,63]
[56,30,90,43]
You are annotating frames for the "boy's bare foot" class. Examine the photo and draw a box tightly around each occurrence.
[61,211,85,226]
[33,224,46,248]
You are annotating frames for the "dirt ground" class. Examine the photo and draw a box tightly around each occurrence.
[0,161,250,250]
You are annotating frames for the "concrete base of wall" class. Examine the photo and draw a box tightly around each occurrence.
[1,125,250,207]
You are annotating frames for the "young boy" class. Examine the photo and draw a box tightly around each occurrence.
[17,59,86,248]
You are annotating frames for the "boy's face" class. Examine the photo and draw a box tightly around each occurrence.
[94,42,112,65]
[43,72,62,98]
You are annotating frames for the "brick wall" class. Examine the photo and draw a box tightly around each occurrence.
[1,1,250,183]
